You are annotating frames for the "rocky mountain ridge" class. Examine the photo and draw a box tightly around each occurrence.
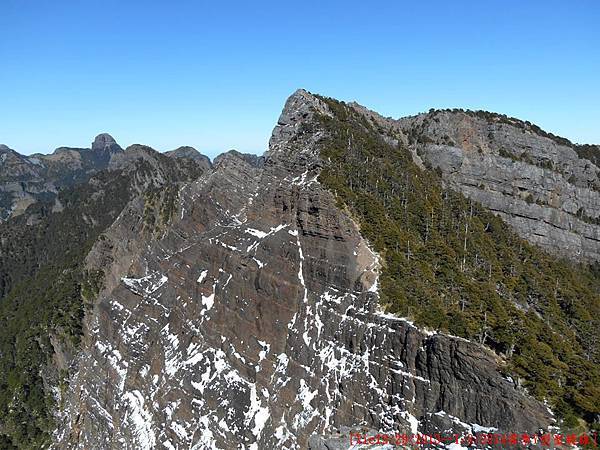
[0,135,123,221]
[0,90,598,449]
[51,91,557,449]
[350,104,600,261]
[0,136,211,221]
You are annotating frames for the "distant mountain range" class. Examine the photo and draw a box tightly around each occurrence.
[0,134,213,221]
[0,91,598,449]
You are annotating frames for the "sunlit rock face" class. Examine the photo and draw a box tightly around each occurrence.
[53,91,552,449]
[394,110,600,262]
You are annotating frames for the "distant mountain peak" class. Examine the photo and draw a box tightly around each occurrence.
[92,133,122,152]
[165,146,212,169]
[165,146,201,159]
[213,149,264,168]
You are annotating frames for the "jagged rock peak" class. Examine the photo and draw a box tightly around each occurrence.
[0,144,12,153]
[275,89,332,127]
[92,133,122,152]
[267,89,332,163]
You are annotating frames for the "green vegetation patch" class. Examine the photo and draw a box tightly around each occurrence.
[315,96,600,428]
[0,170,133,447]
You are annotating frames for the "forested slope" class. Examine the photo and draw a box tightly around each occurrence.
[315,96,600,428]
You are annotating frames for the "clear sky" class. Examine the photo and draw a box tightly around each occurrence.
[1,0,599,158]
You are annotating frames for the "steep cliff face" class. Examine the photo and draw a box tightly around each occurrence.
[393,110,600,261]
[53,91,552,449]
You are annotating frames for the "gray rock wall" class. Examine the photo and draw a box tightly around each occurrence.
[394,110,600,261]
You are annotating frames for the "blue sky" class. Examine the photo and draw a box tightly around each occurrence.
[1,0,599,158]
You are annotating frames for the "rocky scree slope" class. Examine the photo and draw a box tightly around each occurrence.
[53,91,554,450]
[0,143,210,449]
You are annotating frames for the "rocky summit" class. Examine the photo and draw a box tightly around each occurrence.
[0,90,598,449]
[91,133,121,152]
